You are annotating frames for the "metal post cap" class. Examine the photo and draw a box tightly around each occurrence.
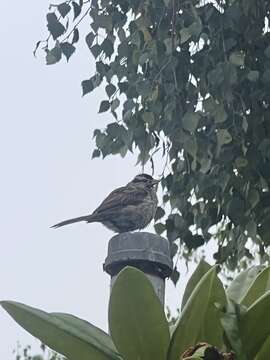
[103,232,173,278]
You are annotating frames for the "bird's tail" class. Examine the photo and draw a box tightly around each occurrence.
[51,215,90,229]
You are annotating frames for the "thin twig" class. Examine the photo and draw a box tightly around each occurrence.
[62,4,92,42]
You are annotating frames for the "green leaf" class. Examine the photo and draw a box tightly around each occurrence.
[170,268,180,286]
[247,189,260,209]
[264,45,270,59]
[240,292,270,358]
[60,42,76,61]
[227,265,264,304]
[241,266,270,307]
[106,84,116,98]
[101,38,114,58]
[181,260,212,311]
[99,100,110,113]
[72,1,81,20]
[93,14,113,31]
[109,267,170,360]
[72,28,79,44]
[247,70,259,82]
[229,52,245,66]
[262,69,270,83]
[106,123,121,138]
[203,97,227,123]
[188,20,202,37]
[92,149,101,159]
[184,135,197,158]
[111,98,120,111]
[1,301,120,360]
[168,267,226,360]
[255,335,270,360]
[154,207,165,221]
[46,13,66,40]
[142,112,155,127]
[216,129,232,147]
[163,38,172,55]
[220,300,247,360]
[179,28,191,44]
[86,32,96,49]
[46,46,62,65]
[235,157,248,168]
[90,44,102,58]
[154,222,166,235]
[57,3,71,18]
[182,112,200,132]
[81,79,94,96]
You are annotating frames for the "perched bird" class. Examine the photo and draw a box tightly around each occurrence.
[51,174,159,232]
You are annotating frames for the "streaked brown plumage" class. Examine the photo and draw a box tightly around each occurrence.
[51,174,159,232]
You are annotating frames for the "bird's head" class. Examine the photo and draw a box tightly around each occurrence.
[130,173,160,189]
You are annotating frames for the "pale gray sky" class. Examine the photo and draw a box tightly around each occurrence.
[0,2,208,358]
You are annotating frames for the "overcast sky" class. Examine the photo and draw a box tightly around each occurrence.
[0,2,211,358]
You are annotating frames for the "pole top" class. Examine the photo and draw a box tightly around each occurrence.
[103,232,173,279]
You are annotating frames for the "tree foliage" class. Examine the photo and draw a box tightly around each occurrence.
[37,0,270,273]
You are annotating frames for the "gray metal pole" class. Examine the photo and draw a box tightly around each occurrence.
[103,232,173,305]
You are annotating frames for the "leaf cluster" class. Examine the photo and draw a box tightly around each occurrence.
[38,0,270,272]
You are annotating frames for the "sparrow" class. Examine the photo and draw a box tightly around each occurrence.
[51,174,159,233]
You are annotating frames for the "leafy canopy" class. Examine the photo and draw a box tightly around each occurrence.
[37,0,270,274]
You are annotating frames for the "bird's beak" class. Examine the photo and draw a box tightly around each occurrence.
[152,179,160,186]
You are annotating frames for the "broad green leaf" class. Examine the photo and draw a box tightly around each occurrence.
[240,292,270,359]
[181,260,212,311]
[168,267,226,360]
[255,335,270,360]
[221,299,247,360]
[109,267,170,360]
[1,301,120,360]
[241,266,270,307]
[227,265,264,304]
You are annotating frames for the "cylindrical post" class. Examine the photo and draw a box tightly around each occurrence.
[103,232,173,305]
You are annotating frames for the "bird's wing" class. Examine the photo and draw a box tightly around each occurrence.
[92,186,148,215]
